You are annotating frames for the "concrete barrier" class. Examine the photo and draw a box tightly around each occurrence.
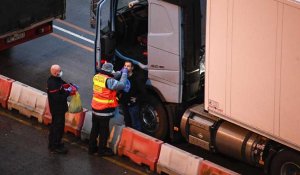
[109,107,125,131]
[81,111,92,141]
[107,124,125,154]
[157,143,203,175]
[8,81,47,123]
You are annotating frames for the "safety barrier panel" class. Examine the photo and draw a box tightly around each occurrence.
[8,81,47,123]
[199,160,240,175]
[157,143,203,175]
[80,111,92,141]
[43,100,52,125]
[64,108,88,137]
[107,124,125,154]
[118,127,163,171]
[109,107,125,132]
[0,75,14,109]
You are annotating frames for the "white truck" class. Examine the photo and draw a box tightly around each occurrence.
[94,0,300,174]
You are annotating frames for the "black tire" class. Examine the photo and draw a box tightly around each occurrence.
[140,95,168,140]
[270,149,300,175]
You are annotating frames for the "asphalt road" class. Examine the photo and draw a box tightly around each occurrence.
[0,0,95,110]
[0,108,155,175]
[0,0,265,174]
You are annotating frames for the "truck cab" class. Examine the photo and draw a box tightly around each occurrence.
[94,0,205,140]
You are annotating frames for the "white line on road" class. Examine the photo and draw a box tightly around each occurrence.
[53,25,95,44]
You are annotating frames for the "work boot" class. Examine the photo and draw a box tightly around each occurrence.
[98,148,114,157]
[88,149,98,156]
[48,142,64,150]
[58,142,65,148]
[88,147,98,155]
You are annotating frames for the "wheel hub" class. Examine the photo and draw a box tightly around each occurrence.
[140,104,159,134]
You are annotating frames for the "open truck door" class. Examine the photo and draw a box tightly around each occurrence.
[94,0,182,140]
[94,0,117,72]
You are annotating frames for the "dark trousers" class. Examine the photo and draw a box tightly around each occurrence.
[48,112,65,149]
[122,104,142,131]
[89,114,111,153]
[128,105,142,131]
[122,106,132,127]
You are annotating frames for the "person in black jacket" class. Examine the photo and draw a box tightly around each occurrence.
[120,60,147,131]
[47,64,74,154]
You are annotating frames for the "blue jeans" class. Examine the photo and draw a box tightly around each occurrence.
[128,105,142,131]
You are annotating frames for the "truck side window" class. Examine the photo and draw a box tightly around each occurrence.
[115,0,148,65]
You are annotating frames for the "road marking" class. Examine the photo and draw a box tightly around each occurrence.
[0,110,148,175]
[50,33,93,52]
[53,25,95,44]
[55,19,96,36]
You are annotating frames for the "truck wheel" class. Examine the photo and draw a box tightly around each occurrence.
[270,149,300,175]
[140,95,168,140]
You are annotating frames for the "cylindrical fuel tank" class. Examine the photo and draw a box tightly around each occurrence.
[215,121,250,160]
[215,121,268,166]
[180,105,268,166]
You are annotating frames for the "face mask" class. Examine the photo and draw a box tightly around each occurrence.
[58,71,63,77]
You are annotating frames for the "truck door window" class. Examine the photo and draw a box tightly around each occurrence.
[99,0,111,34]
[115,0,148,65]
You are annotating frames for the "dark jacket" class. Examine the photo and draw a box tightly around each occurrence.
[120,72,147,107]
[47,76,69,115]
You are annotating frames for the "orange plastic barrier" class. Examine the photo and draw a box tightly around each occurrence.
[64,108,87,137]
[118,127,163,171]
[199,160,240,175]
[0,75,14,109]
[43,100,52,125]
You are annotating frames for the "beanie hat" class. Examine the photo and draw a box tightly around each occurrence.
[101,63,114,73]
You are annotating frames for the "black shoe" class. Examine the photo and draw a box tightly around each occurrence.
[48,142,64,149]
[88,150,98,155]
[50,147,68,154]
[88,147,98,155]
[58,142,65,148]
[98,148,114,157]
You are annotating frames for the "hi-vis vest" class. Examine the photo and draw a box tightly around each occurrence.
[91,73,118,110]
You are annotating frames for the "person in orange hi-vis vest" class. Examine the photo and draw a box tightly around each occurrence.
[89,62,128,156]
